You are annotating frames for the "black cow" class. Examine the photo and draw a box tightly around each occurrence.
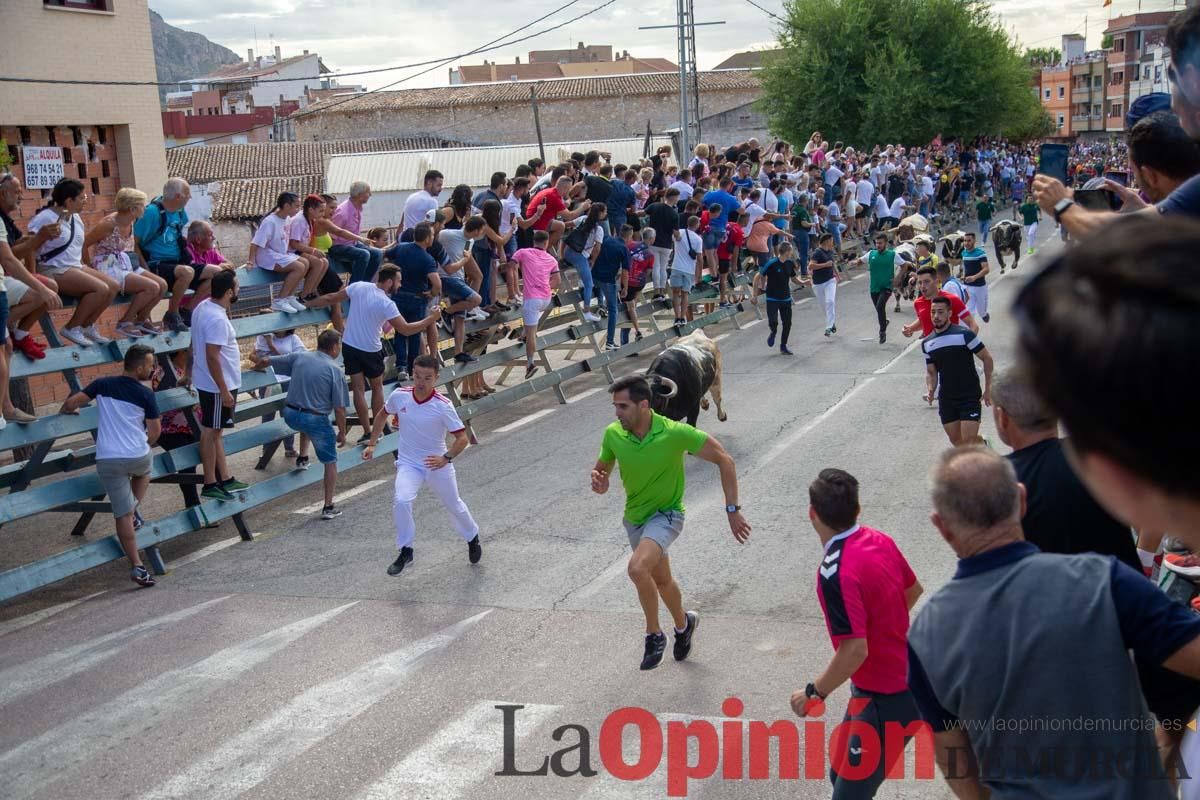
[939,232,966,278]
[990,219,1022,273]
[646,329,727,426]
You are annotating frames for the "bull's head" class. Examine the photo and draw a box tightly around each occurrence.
[646,374,678,410]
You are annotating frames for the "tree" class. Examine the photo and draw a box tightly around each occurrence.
[1101,33,1113,49]
[760,0,1049,145]
[1024,47,1062,67]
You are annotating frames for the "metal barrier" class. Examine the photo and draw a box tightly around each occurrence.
[0,262,817,602]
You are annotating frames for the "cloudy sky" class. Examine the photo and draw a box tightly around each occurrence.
[152,0,1180,91]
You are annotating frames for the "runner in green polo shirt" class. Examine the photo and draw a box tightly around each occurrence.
[591,374,751,670]
[851,233,896,344]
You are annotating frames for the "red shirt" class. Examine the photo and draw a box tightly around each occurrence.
[816,525,917,694]
[717,223,745,260]
[913,291,971,337]
[527,188,566,231]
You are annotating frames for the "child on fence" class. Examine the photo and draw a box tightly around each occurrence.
[83,188,168,339]
[620,227,654,347]
[254,330,306,461]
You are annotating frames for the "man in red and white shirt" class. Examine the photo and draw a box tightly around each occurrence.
[792,468,923,799]
[902,265,978,338]
[362,354,479,577]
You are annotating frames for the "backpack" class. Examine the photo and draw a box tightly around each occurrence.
[628,245,652,286]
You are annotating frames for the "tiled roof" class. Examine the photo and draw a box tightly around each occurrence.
[167,138,469,184]
[456,63,564,83]
[307,69,761,116]
[197,54,326,82]
[211,175,324,221]
[713,50,783,70]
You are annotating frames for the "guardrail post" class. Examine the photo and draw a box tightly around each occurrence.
[566,296,613,386]
[37,316,84,395]
[232,512,255,541]
[537,302,570,402]
[145,545,166,575]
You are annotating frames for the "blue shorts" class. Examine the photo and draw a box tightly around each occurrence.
[440,275,478,306]
[702,229,723,250]
[0,291,9,345]
[669,269,694,289]
[282,406,338,464]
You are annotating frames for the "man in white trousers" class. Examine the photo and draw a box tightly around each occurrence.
[362,353,480,576]
[810,232,840,337]
[959,231,991,324]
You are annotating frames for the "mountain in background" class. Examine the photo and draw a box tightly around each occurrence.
[149,8,241,106]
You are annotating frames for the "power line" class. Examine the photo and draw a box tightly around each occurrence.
[742,0,786,22]
[165,0,616,151]
[1,0,599,88]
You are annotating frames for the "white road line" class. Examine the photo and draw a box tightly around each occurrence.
[0,596,230,707]
[293,479,387,515]
[743,319,763,328]
[568,387,606,403]
[580,713,727,799]
[570,551,632,601]
[357,700,561,800]
[169,538,241,569]
[795,298,812,306]
[759,377,878,468]
[494,407,556,434]
[0,603,356,800]
[712,333,730,342]
[139,610,491,800]
[0,591,106,639]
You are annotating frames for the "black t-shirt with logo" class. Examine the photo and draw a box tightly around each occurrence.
[811,247,836,285]
[922,324,983,399]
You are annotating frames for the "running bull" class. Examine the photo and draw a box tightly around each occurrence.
[645,329,727,426]
[990,219,1022,273]
[939,231,966,278]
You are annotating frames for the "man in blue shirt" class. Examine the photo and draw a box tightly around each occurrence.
[704,177,743,281]
[606,169,637,234]
[591,231,631,349]
[959,232,990,323]
[731,162,755,193]
[134,178,212,332]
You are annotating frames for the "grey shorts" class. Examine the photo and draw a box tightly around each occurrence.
[96,453,152,518]
[669,269,694,290]
[623,510,684,554]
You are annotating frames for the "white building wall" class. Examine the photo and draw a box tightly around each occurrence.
[248,55,324,108]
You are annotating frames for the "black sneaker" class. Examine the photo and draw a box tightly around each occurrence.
[673,611,699,661]
[454,352,478,364]
[387,546,414,576]
[831,324,837,334]
[641,632,667,670]
[222,477,249,491]
[524,362,539,380]
[467,535,482,564]
[780,345,794,355]
[321,505,342,520]
[296,455,310,470]
[767,331,776,348]
[879,329,887,344]
[131,566,156,587]
[982,313,991,323]
[201,483,235,501]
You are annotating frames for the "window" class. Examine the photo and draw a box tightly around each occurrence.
[101,160,110,178]
[43,0,113,9]
[1044,88,1051,99]
[1115,37,1126,52]
[1135,31,1143,50]
[90,178,100,195]
[1094,75,1103,87]
[1111,103,1123,118]
[1156,65,1162,81]
[1093,104,1102,117]
[1057,113,1065,128]
[1144,66,1151,79]
[1058,86,1065,98]
[96,126,107,145]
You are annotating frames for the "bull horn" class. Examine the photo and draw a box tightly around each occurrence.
[656,377,678,399]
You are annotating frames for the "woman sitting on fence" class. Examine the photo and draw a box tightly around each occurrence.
[27,178,119,347]
[250,192,325,314]
[288,194,358,331]
[83,188,168,339]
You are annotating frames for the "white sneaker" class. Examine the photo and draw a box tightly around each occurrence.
[287,297,309,313]
[271,299,297,314]
[467,308,488,321]
[582,312,602,323]
[83,325,112,345]
[0,416,7,431]
[61,327,92,347]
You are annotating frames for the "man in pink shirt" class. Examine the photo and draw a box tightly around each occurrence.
[180,220,235,323]
[510,230,560,380]
[328,181,382,284]
[793,468,924,799]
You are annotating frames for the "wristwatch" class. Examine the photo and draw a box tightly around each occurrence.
[445,453,454,463]
[805,682,826,700]
[726,504,741,514]
[1053,198,1075,224]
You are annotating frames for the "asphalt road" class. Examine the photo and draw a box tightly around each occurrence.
[0,220,1060,800]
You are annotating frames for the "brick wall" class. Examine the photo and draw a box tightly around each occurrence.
[2,125,123,230]
[296,89,763,146]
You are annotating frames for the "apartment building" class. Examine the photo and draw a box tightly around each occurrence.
[1104,11,1176,132]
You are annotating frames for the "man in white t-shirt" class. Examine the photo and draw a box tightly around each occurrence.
[401,170,444,231]
[313,265,439,441]
[363,354,480,577]
[670,216,703,325]
[184,270,247,502]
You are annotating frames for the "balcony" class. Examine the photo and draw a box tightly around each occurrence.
[1072,88,1093,101]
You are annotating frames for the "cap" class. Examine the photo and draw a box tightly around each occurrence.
[425,208,440,223]
[1126,92,1172,129]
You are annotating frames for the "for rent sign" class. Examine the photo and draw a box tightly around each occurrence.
[22,147,64,190]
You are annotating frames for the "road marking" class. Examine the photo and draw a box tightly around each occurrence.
[170,538,241,568]
[494,407,556,434]
[0,596,230,707]
[759,377,878,468]
[293,479,388,515]
[568,387,606,403]
[0,591,107,639]
[0,603,356,800]
[569,550,632,602]
[139,610,491,800]
[712,333,730,342]
[580,712,726,799]
[743,319,763,328]
[795,298,812,306]
[357,700,561,800]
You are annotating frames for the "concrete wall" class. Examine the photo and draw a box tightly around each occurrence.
[212,220,255,266]
[0,0,167,193]
[249,55,323,108]
[296,89,761,146]
[699,102,770,148]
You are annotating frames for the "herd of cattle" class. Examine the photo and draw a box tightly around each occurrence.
[890,216,1023,307]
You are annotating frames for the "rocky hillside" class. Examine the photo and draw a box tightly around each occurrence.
[150,8,241,106]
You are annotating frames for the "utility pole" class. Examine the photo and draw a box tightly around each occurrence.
[639,10,724,159]
[530,85,546,164]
